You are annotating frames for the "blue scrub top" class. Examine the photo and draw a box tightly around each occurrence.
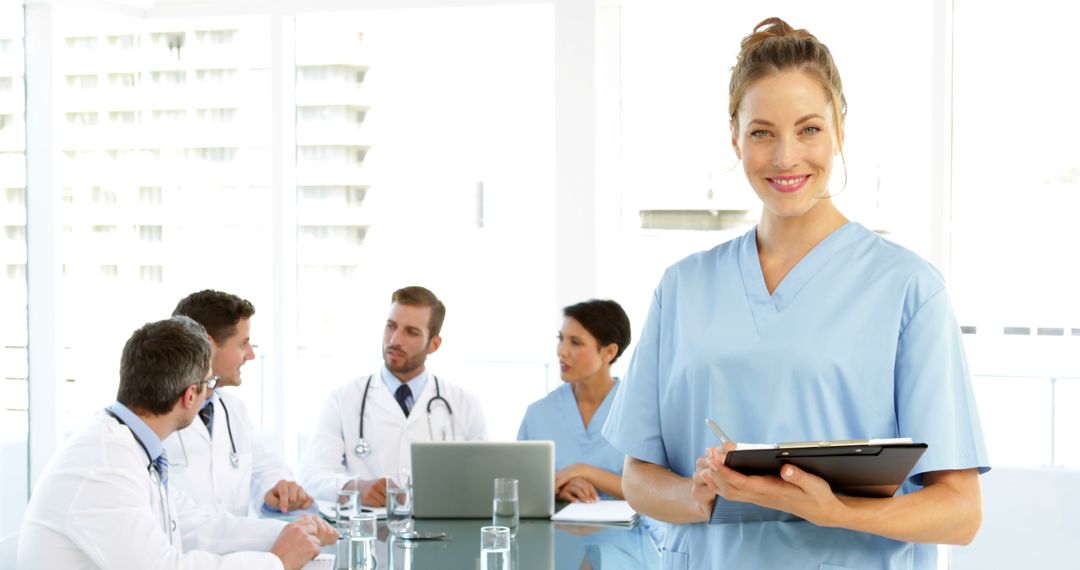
[518,381,625,488]
[602,223,990,570]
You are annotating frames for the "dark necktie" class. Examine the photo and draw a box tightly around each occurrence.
[394,384,412,417]
[153,451,169,487]
[199,401,214,435]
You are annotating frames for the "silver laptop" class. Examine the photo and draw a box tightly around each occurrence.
[411,441,555,519]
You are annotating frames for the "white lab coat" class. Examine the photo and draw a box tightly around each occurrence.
[299,371,488,501]
[17,411,285,570]
[164,390,295,516]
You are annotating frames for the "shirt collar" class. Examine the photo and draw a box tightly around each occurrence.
[106,401,166,461]
[200,391,219,409]
[380,364,428,398]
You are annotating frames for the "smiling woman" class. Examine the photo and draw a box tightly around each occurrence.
[603,17,989,570]
[732,70,848,293]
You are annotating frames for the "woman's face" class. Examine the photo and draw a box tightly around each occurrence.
[731,70,839,220]
[557,317,608,383]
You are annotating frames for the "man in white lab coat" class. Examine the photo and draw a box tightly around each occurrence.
[166,290,312,516]
[17,316,336,570]
[300,286,488,506]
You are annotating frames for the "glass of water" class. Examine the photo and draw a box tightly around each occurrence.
[348,513,378,570]
[336,474,359,529]
[480,525,511,570]
[492,477,519,536]
[386,469,413,535]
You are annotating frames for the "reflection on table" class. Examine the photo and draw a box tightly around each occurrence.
[326,517,660,569]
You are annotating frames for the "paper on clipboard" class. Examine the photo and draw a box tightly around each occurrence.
[735,437,913,450]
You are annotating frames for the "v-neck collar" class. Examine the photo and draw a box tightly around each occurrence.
[560,379,619,435]
[738,222,859,333]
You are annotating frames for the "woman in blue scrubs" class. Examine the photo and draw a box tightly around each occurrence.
[518,299,631,502]
[602,17,990,570]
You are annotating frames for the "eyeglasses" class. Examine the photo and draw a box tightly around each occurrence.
[195,374,220,392]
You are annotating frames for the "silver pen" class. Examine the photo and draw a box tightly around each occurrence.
[705,418,732,445]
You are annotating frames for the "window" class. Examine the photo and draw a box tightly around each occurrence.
[65,74,98,89]
[952,0,1080,469]
[0,12,26,486]
[137,225,162,242]
[151,109,185,123]
[4,225,25,243]
[138,265,163,282]
[189,147,238,162]
[297,225,366,246]
[5,187,24,205]
[107,34,135,49]
[138,186,162,205]
[107,73,136,88]
[90,187,118,204]
[298,145,367,165]
[150,70,185,85]
[196,108,237,123]
[150,31,185,50]
[195,69,237,83]
[65,111,98,126]
[108,111,136,125]
[48,13,274,436]
[297,64,368,85]
[5,263,26,281]
[195,29,237,45]
[293,5,555,444]
[65,35,97,51]
[299,186,368,208]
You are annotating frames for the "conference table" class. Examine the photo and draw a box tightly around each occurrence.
[322,516,661,569]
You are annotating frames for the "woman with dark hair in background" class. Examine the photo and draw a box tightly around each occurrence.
[518,299,632,503]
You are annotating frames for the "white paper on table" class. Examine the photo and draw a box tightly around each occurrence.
[550,500,638,524]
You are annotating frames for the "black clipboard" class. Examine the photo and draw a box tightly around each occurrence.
[724,442,928,498]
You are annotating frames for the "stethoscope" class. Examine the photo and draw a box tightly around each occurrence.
[354,374,455,457]
[106,409,176,545]
[172,396,240,469]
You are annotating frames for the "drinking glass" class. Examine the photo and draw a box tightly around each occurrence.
[492,477,519,536]
[480,525,510,570]
[347,513,378,570]
[386,469,413,534]
[335,474,360,529]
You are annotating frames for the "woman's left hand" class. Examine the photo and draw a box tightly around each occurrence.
[558,477,600,503]
[702,443,845,527]
[555,464,593,489]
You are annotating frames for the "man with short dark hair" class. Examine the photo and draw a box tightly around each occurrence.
[300,286,488,506]
[167,290,312,517]
[17,317,336,569]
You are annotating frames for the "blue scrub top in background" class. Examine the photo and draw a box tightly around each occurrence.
[518,380,625,491]
[602,223,991,570]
